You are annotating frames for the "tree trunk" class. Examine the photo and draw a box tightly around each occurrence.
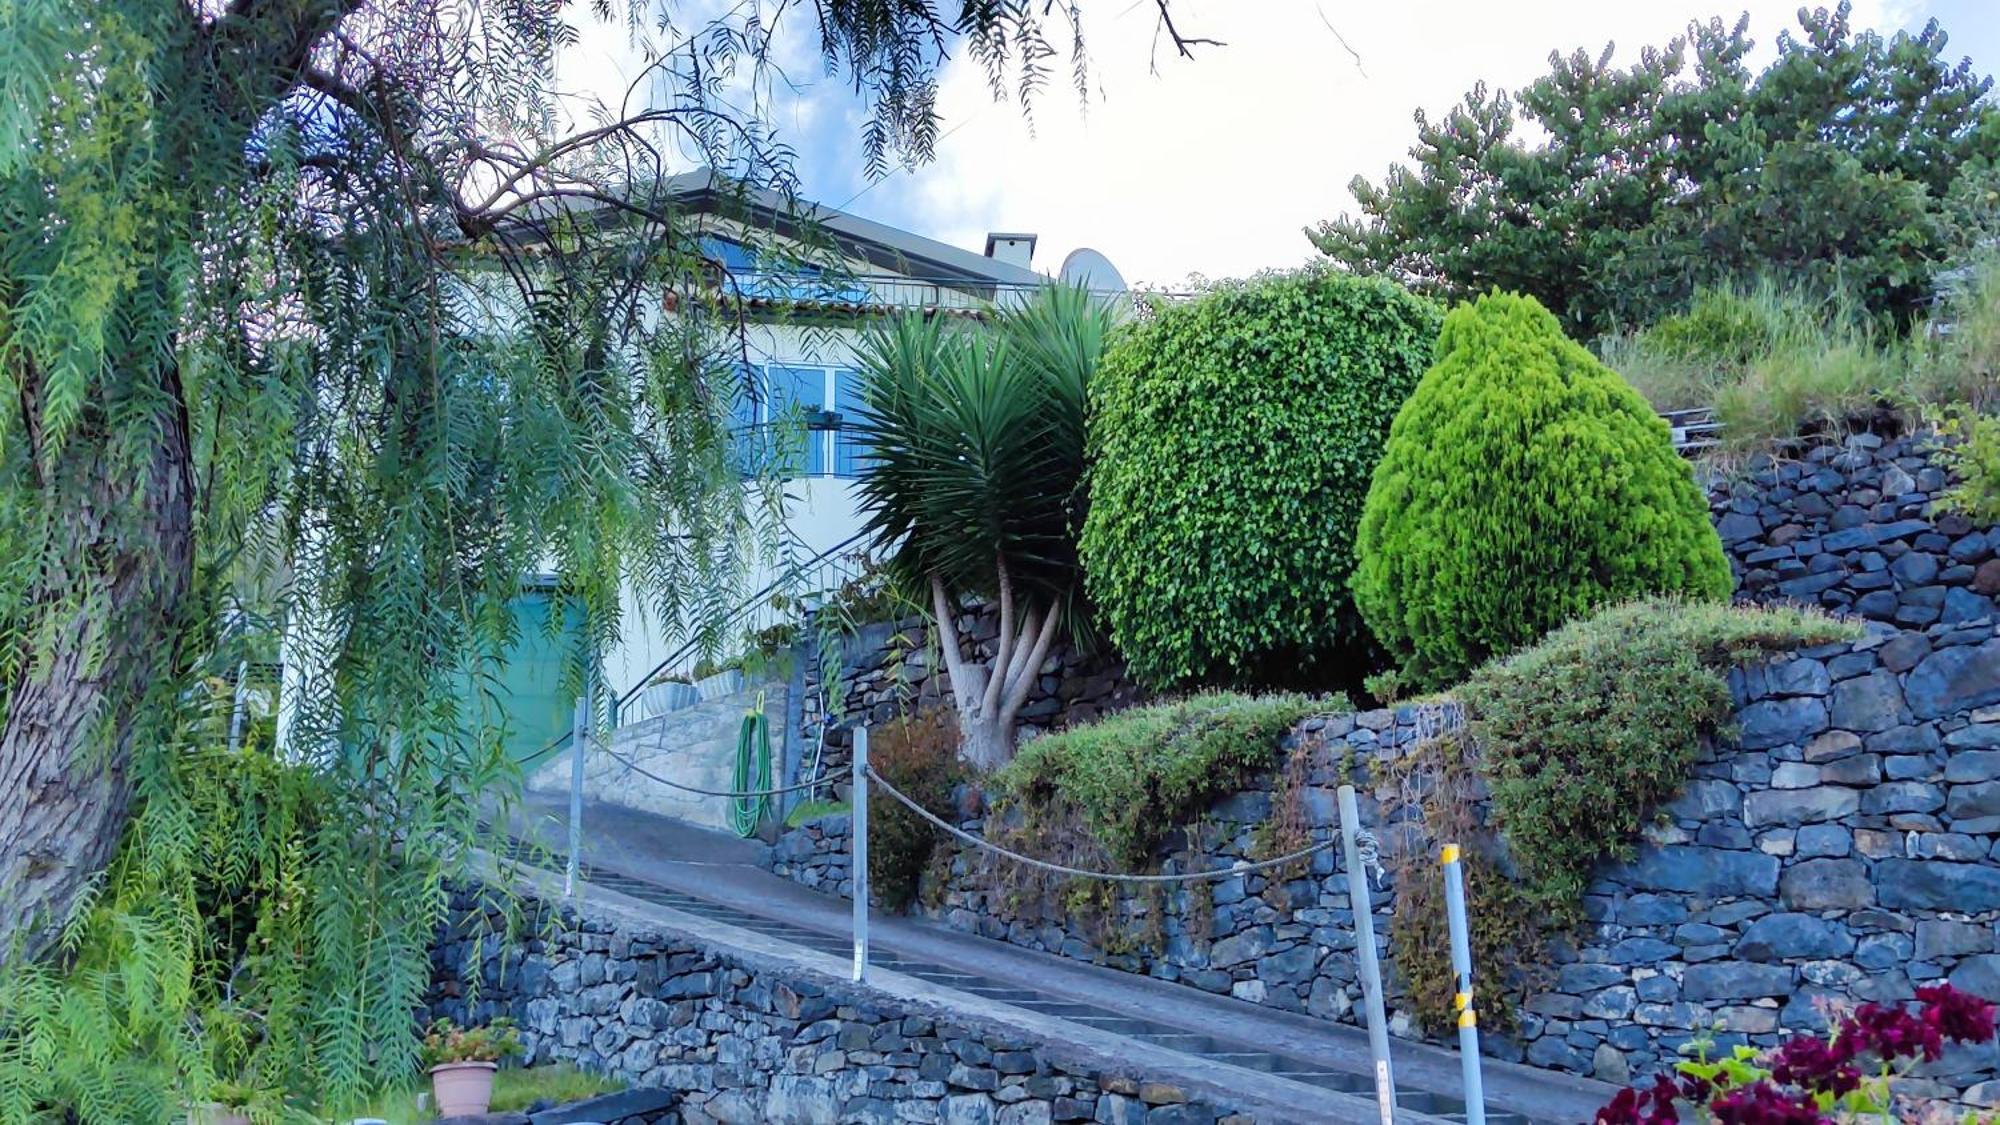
[0,363,194,967]
[930,569,1063,772]
[959,713,1012,774]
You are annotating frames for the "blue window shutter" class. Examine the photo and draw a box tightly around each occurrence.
[765,365,828,476]
[832,368,870,478]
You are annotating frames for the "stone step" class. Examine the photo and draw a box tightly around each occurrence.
[530,841,1567,1125]
[490,804,1607,1125]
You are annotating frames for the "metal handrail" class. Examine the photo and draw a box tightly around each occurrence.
[698,269,1140,312]
[610,528,876,723]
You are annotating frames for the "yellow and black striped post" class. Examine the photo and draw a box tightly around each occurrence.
[1440,844,1486,1125]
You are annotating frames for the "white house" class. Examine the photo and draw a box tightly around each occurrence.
[268,172,1126,769]
[592,173,1128,722]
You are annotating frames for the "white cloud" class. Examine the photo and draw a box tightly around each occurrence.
[852,0,1912,288]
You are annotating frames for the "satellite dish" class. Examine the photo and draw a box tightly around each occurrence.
[1058,247,1128,293]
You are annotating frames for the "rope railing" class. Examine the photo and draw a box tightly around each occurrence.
[865,765,1346,885]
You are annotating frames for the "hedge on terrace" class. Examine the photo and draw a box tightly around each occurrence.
[1351,292,1732,689]
[1080,271,1441,691]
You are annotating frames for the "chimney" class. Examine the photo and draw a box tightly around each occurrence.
[983,232,1037,271]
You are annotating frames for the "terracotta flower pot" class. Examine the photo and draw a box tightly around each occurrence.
[429,1060,498,1117]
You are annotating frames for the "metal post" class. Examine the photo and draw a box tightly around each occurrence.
[851,725,870,982]
[565,696,587,899]
[228,660,250,753]
[1441,844,1487,1125]
[1339,784,1398,1125]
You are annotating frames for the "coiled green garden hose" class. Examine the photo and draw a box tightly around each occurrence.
[730,702,772,837]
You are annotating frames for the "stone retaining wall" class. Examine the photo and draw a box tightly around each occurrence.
[754,431,2000,1099]
[765,620,2000,1099]
[428,886,1264,1124]
[1711,433,2000,625]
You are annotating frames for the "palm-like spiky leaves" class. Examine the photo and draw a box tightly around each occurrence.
[850,284,1113,765]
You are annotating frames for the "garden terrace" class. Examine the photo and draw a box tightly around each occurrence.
[763,616,2000,1099]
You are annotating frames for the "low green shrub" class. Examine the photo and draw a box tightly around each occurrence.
[1353,292,1732,690]
[1931,404,2000,524]
[867,709,966,911]
[1461,597,1859,921]
[1080,270,1441,691]
[993,692,1323,869]
[1389,598,1858,1033]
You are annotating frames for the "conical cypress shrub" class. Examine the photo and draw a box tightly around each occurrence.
[1352,292,1731,688]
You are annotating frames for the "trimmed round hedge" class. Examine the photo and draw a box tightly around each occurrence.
[1080,271,1442,690]
[1351,292,1732,689]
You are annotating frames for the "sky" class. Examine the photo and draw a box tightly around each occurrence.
[555,0,2000,290]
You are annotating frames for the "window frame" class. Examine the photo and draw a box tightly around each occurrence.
[736,360,869,480]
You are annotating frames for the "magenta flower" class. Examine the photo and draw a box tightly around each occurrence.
[1766,1035,1860,1097]
[1704,1081,1828,1125]
[1840,1001,1944,1063]
[1915,983,1997,1046]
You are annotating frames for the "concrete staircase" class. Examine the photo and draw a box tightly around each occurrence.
[501,794,1614,1125]
[528,680,789,833]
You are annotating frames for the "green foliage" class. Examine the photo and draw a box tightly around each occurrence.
[1360,670,1404,707]
[1314,5,1999,335]
[1917,255,2000,520]
[993,692,1321,869]
[867,710,968,912]
[0,745,451,1121]
[1602,281,1912,445]
[418,1018,525,1067]
[783,798,852,829]
[0,1,1141,1113]
[1460,598,1858,921]
[1353,293,1733,689]
[1924,253,2000,413]
[1601,259,2000,451]
[1931,405,2000,524]
[1079,270,1442,690]
[1712,337,1906,453]
[1642,285,1819,371]
[854,285,1111,608]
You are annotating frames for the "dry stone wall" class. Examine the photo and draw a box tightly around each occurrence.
[1713,433,2000,625]
[760,432,2000,1098]
[427,886,1263,1124]
[767,623,2000,1098]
